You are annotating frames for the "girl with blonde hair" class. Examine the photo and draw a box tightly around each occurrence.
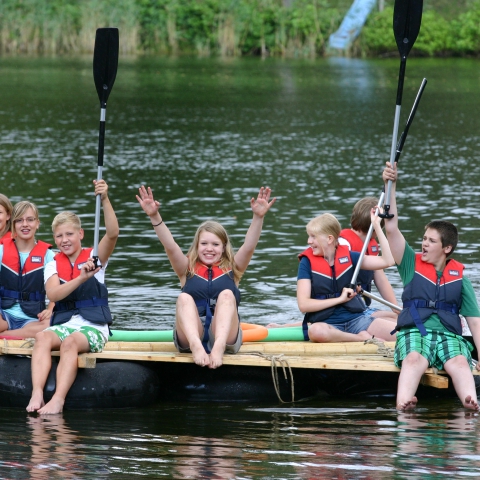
[137,185,276,369]
[0,200,55,337]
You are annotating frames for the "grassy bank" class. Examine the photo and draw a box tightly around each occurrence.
[0,0,479,57]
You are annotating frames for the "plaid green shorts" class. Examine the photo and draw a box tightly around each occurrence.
[46,325,107,353]
[394,328,474,370]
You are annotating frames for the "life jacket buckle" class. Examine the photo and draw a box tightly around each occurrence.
[428,300,436,309]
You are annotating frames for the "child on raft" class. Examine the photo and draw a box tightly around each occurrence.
[383,162,480,411]
[339,196,399,319]
[268,209,397,342]
[0,201,55,338]
[0,193,13,242]
[26,179,119,415]
[296,210,397,343]
[136,185,276,369]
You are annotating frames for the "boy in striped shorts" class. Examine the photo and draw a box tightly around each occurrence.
[383,162,480,411]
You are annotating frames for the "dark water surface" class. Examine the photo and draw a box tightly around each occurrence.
[1,56,480,477]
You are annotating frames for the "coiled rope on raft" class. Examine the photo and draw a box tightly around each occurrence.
[244,351,295,403]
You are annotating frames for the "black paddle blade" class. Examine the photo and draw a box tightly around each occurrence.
[393,0,423,58]
[93,28,119,106]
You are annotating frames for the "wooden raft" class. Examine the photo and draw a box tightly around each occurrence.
[1,338,473,389]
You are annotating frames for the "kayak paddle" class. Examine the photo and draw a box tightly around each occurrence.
[92,27,119,267]
[382,0,423,219]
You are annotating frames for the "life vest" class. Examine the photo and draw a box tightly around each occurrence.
[396,254,463,336]
[182,262,241,353]
[299,246,366,340]
[0,237,51,318]
[51,248,112,326]
[0,231,12,245]
[340,229,379,305]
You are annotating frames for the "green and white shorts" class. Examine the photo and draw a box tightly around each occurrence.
[394,327,474,370]
[46,325,107,353]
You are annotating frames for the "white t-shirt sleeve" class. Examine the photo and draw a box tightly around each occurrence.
[44,259,58,283]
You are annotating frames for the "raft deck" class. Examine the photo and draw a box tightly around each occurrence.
[2,338,476,390]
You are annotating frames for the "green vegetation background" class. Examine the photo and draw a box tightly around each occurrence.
[1,0,480,57]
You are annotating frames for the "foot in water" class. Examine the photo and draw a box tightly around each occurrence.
[26,390,45,413]
[464,395,480,411]
[37,396,65,415]
[397,397,418,411]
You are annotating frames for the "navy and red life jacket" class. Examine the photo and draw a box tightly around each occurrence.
[396,254,463,336]
[182,262,240,353]
[299,246,366,335]
[51,248,112,326]
[0,237,51,318]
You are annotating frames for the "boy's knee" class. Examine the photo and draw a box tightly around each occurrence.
[402,351,427,367]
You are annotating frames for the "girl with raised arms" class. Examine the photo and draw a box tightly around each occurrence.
[137,185,276,369]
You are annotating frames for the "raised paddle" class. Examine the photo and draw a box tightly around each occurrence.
[348,78,427,304]
[92,27,119,267]
[381,0,423,219]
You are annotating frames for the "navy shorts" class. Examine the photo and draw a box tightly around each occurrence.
[0,308,36,330]
[326,308,376,334]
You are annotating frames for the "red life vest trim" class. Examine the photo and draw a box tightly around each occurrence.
[54,248,93,282]
[414,254,464,286]
[299,245,354,280]
[1,238,51,275]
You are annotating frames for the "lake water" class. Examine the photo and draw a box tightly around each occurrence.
[1,55,480,477]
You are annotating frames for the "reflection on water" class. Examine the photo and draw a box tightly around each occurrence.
[1,400,480,478]
[1,56,480,477]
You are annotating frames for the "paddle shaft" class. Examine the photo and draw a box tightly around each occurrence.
[93,101,107,261]
[349,190,385,289]
[361,289,402,312]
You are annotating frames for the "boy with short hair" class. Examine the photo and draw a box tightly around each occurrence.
[26,179,118,415]
[383,162,480,411]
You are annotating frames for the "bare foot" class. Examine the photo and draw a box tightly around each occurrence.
[190,343,210,367]
[267,323,281,328]
[26,390,45,413]
[208,344,225,369]
[464,395,480,411]
[397,397,418,411]
[357,331,372,341]
[37,396,64,415]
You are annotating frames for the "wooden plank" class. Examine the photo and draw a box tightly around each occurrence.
[78,355,97,369]
[421,373,449,389]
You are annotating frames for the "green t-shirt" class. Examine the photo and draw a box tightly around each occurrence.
[397,242,480,331]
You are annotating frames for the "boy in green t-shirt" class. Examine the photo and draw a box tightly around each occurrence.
[383,162,480,411]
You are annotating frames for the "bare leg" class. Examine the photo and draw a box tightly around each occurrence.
[7,321,49,339]
[37,332,90,415]
[209,290,239,369]
[367,318,396,341]
[176,293,210,367]
[396,351,429,411]
[26,330,62,413]
[371,310,398,321]
[444,355,480,411]
[0,317,9,333]
[308,323,372,343]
